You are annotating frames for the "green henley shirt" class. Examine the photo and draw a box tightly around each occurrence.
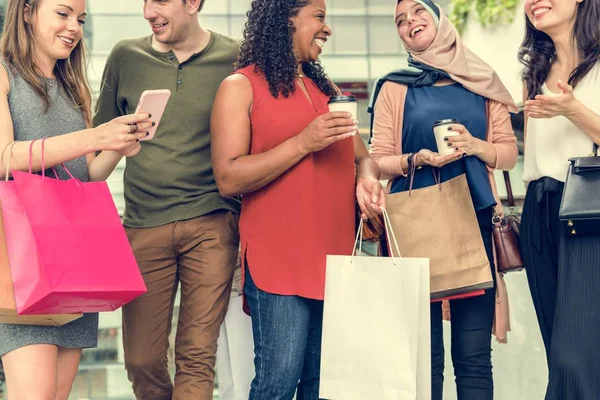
[93,32,241,228]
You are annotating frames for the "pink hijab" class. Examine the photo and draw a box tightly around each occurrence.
[397,1,518,112]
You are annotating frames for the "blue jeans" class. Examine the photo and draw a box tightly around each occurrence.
[243,265,324,400]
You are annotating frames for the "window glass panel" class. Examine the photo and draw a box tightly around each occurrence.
[90,16,150,54]
[329,16,367,55]
[202,0,229,15]
[230,0,253,15]
[328,0,366,15]
[368,0,451,15]
[368,0,395,15]
[230,16,247,40]
[203,16,230,37]
[368,16,404,55]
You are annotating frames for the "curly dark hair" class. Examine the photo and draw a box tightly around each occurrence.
[235,0,337,98]
[518,1,600,100]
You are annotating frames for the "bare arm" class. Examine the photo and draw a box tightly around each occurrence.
[211,74,356,197]
[86,151,125,182]
[354,134,380,181]
[354,134,385,218]
[0,67,150,179]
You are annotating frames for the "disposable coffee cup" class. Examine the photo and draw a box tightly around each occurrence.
[433,118,460,155]
[328,95,358,120]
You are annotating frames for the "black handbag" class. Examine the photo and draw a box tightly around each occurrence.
[559,144,600,236]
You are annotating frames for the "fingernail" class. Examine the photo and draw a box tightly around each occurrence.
[447,143,452,147]
[448,127,452,131]
[352,119,359,124]
[347,112,352,117]
[152,122,156,126]
[443,137,449,141]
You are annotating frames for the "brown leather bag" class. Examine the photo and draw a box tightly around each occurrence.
[356,204,385,242]
[493,171,524,274]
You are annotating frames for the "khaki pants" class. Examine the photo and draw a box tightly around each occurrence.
[122,210,239,400]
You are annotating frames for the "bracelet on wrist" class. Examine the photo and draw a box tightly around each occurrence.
[400,152,412,176]
[407,152,423,173]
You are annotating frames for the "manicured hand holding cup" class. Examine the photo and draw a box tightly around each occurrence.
[298,111,358,153]
[443,123,486,157]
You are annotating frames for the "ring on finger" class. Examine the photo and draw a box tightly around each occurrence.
[128,123,138,134]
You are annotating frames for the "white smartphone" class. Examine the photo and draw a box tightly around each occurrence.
[134,89,171,141]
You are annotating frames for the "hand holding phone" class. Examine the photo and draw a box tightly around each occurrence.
[135,89,171,140]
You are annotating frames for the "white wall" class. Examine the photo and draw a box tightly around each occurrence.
[460,0,527,105]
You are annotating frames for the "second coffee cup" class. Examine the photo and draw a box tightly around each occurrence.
[433,119,460,155]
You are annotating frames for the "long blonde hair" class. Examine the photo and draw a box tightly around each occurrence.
[0,0,92,126]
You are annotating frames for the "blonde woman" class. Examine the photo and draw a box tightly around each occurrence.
[0,0,152,398]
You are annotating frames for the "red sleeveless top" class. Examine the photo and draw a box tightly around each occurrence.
[236,65,355,300]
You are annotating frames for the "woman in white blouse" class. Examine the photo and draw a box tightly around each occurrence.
[519,0,600,398]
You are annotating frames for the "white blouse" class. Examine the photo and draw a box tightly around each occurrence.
[523,63,600,185]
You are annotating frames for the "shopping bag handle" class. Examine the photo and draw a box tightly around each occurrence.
[408,160,441,196]
[29,138,80,188]
[1,141,18,181]
[352,208,402,263]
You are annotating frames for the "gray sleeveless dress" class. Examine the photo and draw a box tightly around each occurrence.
[0,60,98,356]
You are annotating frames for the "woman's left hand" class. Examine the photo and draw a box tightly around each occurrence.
[445,124,484,157]
[524,80,578,119]
[356,175,385,221]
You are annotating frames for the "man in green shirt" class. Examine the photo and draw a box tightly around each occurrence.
[93,1,240,398]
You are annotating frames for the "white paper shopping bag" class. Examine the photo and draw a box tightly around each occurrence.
[217,295,255,400]
[320,209,431,400]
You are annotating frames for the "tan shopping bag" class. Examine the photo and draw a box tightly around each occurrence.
[320,210,431,400]
[0,197,82,326]
[386,172,493,300]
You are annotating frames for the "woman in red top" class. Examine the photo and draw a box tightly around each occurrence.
[211,0,384,398]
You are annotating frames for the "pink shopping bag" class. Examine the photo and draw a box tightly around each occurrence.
[2,139,146,315]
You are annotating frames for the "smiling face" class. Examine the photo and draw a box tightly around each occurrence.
[395,0,437,52]
[290,0,332,63]
[26,0,86,64]
[524,0,583,36]
[143,0,197,46]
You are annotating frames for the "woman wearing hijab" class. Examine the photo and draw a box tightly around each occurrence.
[370,1,518,398]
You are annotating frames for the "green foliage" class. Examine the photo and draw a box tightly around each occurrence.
[449,0,519,34]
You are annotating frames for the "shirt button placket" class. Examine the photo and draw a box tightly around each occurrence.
[177,63,183,89]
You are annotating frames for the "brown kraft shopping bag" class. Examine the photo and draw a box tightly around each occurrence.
[386,173,493,300]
